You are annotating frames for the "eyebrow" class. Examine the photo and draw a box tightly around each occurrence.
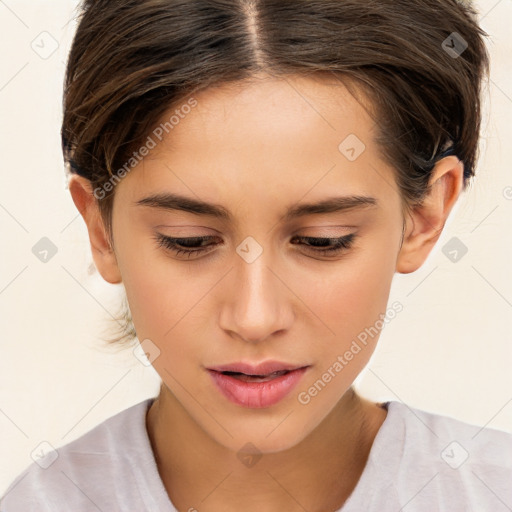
[133,192,378,222]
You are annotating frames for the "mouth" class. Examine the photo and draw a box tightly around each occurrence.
[206,363,311,408]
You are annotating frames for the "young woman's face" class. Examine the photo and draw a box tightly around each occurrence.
[111,74,406,452]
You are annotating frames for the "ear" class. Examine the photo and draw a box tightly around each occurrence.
[68,175,122,284]
[396,156,464,274]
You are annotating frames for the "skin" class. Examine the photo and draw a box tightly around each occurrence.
[69,73,463,512]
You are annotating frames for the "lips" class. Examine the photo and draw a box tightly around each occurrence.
[206,360,311,408]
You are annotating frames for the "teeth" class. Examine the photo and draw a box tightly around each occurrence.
[223,370,288,377]
[268,370,288,377]
[221,370,290,382]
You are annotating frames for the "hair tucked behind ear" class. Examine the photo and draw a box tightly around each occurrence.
[61,0,490,348]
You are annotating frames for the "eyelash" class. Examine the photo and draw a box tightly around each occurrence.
[153,233,357,259]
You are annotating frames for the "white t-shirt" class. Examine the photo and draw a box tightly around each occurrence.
[1,397,511,511]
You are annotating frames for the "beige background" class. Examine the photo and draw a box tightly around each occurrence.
[1,0,511,493]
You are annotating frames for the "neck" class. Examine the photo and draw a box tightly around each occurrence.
[146,384,386,512]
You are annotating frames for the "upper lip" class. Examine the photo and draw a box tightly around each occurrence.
[207,360,309,376]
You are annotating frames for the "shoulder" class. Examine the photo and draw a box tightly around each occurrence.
[390,400,512,465]
[0,398,156,512]
[360,401,512,510]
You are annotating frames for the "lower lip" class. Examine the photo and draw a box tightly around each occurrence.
[207,367,309,408]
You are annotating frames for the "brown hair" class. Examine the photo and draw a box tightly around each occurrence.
[61,0,490,347]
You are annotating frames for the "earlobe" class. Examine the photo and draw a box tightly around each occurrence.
[395,156,464,274]
[68,175,123,284]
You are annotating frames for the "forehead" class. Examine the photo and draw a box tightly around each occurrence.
[117,74,396,221]
[166,73,376,152]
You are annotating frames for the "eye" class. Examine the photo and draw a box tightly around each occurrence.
[153,234,218,259]
[290,234,357,256]
[153,233,357,259]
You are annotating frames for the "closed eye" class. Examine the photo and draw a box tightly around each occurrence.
[153,233,358,259]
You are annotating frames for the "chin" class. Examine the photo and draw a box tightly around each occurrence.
[205,417,314,456]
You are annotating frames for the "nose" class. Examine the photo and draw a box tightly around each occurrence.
[218,250,294,344]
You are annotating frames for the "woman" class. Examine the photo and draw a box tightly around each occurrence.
[2,0,511,510]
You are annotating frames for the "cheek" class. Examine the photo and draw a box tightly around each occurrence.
[117,245,218,374]
[289,245,399,393]
[297,253,395,343]
[293,252,397,413]
[113,234,187,339]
